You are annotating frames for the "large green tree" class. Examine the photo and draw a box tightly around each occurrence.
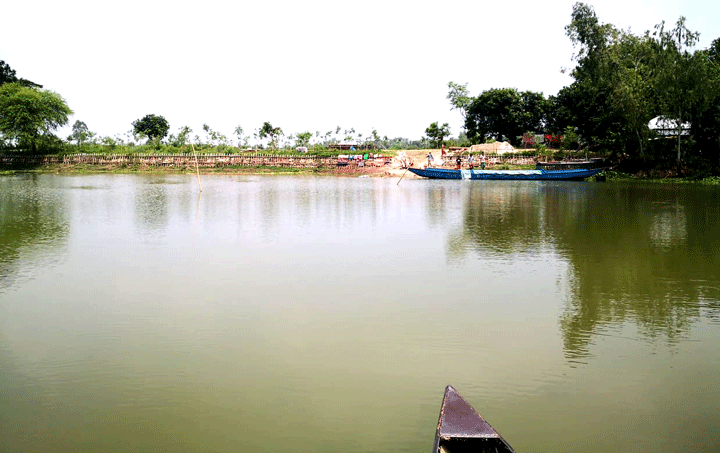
[465,88,522,144]
[132,114,169,145]
[464,88,547,146]
[0,82,72,152]
[561,2,625,152]
[651,17,702,165]
[518,91,550,134]
[608,32,657,160]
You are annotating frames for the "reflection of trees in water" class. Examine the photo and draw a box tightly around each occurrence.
[447,184,548,258]
[555,186,720,359]
[0,175,69,291]
[453,182,720,359]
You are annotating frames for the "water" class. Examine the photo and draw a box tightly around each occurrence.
[1,174,719,452]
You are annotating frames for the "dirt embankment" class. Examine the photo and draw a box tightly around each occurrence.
[382,149,437,178]
[0,150,448,178]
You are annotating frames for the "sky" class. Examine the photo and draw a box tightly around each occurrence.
[2,0,719,144]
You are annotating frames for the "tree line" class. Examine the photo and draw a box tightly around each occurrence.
[449,2,720,176]
[0,61,439,154]
[68,118,437,153]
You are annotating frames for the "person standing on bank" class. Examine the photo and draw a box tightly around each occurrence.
[427,152,434,168]
[467,154,474,169]
[456,155,461,170]
[480,153,487,170]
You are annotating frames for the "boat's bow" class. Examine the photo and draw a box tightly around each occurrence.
[433,385,515,453]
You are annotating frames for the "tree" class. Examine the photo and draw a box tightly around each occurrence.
[465,88,524,145]
[168,126,192,147]
[234,125,249,148]
[464,88,548,146]
[259,121,283,151]
[652,17,701,165]
[295,131,312,148]
[554,2,719,173]
[693,38,720,173]
[68,120,90,145]
[425,122,450,147]
[0,60,41,88]
[561,2,625,151]
[447,81,473,123]
[202,123,228,146]
[132,114,169,145]
[518,91,550,134]
[0,61,18,86]
[608,32,657,160]
[0,82,72,152]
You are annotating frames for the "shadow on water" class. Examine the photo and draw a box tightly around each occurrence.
[451,182,720,360]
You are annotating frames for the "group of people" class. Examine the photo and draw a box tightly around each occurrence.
[426,149,486,170]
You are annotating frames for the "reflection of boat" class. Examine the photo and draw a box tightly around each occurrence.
[433,386,516,453]
[410,162,604,181]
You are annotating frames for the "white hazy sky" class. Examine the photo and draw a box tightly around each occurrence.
[2,0,718,142]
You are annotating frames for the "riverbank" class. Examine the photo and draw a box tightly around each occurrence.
[0,150,428,178]
[0,161,408,178]
[0,149,542,178]
[2,151,719,184]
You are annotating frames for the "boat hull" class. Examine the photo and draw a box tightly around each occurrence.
[433,386,515,453]
[409,167,603,180]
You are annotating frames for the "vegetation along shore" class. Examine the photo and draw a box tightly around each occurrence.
[2,2,720,180]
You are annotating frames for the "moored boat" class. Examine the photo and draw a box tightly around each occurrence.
[409,162,604,181]
[433,385,515,453]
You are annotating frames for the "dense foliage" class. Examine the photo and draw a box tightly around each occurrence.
[132,114,170,145]
[555,3,720,174]
[464,88,549,146]
[0,82,72,152]
[450,2,720,176]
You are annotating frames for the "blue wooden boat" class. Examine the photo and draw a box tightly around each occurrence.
[433,385,515,453]
[409,162,604,181]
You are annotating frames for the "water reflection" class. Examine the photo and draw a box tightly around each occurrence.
[452,182,720,360]
[448,184,546,257]
[0,175,69,292]
[557,185,720,360]
[1,175,719,453]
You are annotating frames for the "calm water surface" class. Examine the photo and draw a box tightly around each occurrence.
[1,174,719,452]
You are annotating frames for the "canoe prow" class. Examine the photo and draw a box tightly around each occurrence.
[432,385,515,453]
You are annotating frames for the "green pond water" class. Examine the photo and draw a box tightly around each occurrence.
[1,174,719,452]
